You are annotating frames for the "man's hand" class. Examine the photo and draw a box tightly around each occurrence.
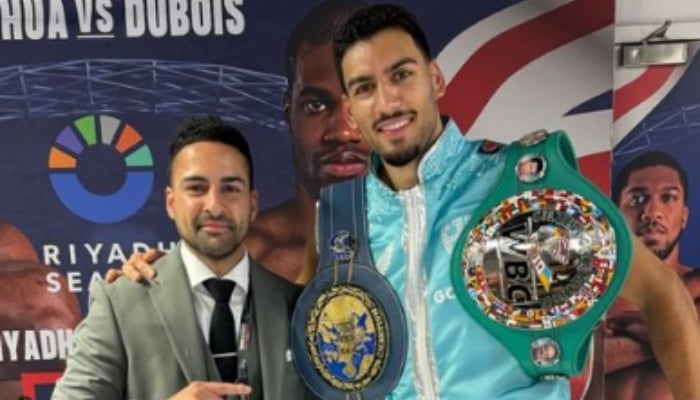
[104,248,164,283]
[167,381,252,399]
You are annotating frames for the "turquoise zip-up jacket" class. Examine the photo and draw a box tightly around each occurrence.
[364,119,570,399]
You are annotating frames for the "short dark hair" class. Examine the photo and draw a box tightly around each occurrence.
[333,3,432,93]
[284,0,366,90]
[612,150,688,205]
[169,116,254,187]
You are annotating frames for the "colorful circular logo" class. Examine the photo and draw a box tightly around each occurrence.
[48,115,154,223]
[459,189,617,330]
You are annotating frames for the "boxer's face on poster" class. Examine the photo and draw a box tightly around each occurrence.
[287,41,369,198]
[619,165,689,259]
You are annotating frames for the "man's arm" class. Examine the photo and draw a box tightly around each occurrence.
[618,235,700,399]
[52,281,126,400]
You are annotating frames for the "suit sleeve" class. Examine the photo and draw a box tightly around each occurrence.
[51,280,127,400]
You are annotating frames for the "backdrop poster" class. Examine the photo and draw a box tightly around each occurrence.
[607,20,700,400]
[0,1,613,398]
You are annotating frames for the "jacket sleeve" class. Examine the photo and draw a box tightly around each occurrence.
[51,280,127,400]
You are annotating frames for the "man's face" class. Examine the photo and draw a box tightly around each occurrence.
[618,165,688,260]
[341,28,445,167]
[287,41,370,197]
[166,141,258,263]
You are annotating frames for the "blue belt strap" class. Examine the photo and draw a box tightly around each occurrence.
[318,177,374,270]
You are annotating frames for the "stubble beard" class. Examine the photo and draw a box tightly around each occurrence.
[187,223,246,261]
[382,144,421,167]
[650,233,681,262]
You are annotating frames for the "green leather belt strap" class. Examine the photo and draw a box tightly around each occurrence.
[450,130,632,379]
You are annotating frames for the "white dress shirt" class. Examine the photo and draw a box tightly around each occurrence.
[180,242,250,344]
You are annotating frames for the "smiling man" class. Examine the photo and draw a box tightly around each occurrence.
[300,4,700,399]
[53,117,314,400]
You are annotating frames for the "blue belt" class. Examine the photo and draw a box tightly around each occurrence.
[291,178,407,400]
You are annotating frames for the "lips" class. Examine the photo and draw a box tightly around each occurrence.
[319,150,368,178]
[636,223,667,246]
[198,220,232,234]
[373,112,415,138]
[636,223,666,236]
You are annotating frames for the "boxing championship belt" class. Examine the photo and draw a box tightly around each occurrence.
[450,130,632,379]
[291,178,407,400]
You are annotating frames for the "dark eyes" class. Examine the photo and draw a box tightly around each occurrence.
[627,192,679,206]
[628,193,647,206]
[351,69,413,97]
[392,69,412,81]
[184,184,243,194]
[661,193,678,203]
[304,100,327,114]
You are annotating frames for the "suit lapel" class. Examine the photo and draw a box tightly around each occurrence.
[149,248,212,382]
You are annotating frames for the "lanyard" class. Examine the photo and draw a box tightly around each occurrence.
[236,286,254,387]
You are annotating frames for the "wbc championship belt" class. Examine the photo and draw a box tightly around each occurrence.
[291,178,407,400]
[450,130,632,379]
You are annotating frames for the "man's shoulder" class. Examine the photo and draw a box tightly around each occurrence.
[93,274,150,302]
[250,260,303,292]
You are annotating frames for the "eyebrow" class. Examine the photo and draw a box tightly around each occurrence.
[297,86,333,100]
[345,57,419,92]
[181,176,246,185]
[625,185,682,194]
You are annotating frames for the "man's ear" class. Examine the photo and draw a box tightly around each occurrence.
[165,186,175,220]
[250,190,259,222]
[683,205,689,229]
[429,60,446,99]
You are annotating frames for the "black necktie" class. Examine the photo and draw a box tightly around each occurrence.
[203,278,237,382]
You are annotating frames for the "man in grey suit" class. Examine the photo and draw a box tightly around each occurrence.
[53,117,314,400]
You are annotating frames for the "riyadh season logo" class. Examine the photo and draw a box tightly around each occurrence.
[48,115,154,223]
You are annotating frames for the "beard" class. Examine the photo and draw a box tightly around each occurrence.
[382,145,421,167]
[650,233,681,261]
[186,236,241,260]
[185,219,246,260]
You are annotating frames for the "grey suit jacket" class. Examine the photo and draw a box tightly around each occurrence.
[52,246,315,400]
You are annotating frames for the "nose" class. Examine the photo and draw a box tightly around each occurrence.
[376,81,402,114]
[323,111,362,144]
[203,189,224,217]
[641,197,663,223]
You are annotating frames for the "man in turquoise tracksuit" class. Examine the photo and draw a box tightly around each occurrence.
[362,117,569,398]
[299,3,700,399]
